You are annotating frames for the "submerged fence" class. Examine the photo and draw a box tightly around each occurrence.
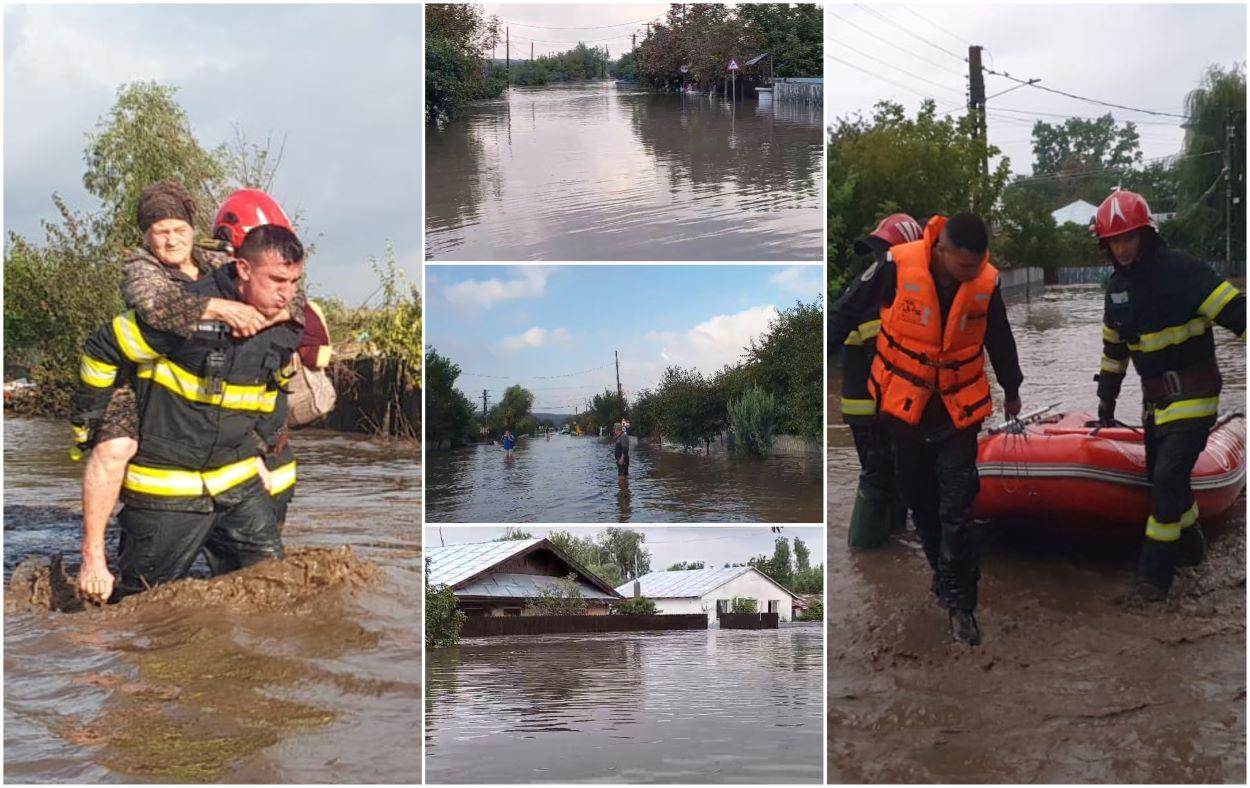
[461,613,707,638]
[320,357,419,438]
[773,78,822,106]
[717,612,780,630]
[1054,259,1244,286]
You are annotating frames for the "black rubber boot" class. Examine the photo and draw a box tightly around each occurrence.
[948,608,982,646]
[1132,539,1178,604]
[847,487,893,549]
[1176,523,1207,568]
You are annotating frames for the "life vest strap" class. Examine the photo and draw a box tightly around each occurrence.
[879,326,981,371]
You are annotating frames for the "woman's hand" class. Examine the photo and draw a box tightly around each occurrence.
[205,298,266,338]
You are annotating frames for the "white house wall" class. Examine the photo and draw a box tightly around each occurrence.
[648,571,793,625]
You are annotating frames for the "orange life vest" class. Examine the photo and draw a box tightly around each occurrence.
[870,217,997,431]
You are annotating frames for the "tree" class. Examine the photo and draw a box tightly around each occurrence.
[794,538,811,572]
[736,3,823,78]
[426,4,505,123]
[493,528,533,541]
[740,300,823,440]
[425,559,466,648]
[612,596,657,615]
[1028,113,1143,206]
[828,100,1010,299]
[667,561,706,571]
[424,348,478,448]
[727,387,777,456]
[654,366,725,452]
[528,574,588,615]
[488,384,535,435]
[587,388,627,434]
[600,528,651,582]
[796,599,823,622]
[83,82,226,248]
[731,597,758,614]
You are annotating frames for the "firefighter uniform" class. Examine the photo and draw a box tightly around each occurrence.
[1097,244,1245,595]
[71,267,302,597]
[831,215,1023,618]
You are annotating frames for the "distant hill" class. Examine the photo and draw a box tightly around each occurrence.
[532,412,574,425]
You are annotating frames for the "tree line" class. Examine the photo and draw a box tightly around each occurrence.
[425,298,822,456]
[828,64,1246,300]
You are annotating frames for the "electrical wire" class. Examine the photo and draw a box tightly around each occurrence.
[499,13,665,31]
[827,9,965,79]
[829,36,966,98]
[855,4,966,62]
[984,67,1192,120]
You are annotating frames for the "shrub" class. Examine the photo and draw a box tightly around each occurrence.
[728,386,777,457]
[612,597,658,615]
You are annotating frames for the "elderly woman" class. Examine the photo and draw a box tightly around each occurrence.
[76,181,298,603]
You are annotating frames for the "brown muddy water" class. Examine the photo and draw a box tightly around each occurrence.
[4,417,422,783]
[425,82,823,261]
[425,626,824,783]
[827,284,1246,782]
[425,433,822,523]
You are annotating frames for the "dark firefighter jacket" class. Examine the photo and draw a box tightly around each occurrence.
[1098,244,1245,429]
[71,266,302,512]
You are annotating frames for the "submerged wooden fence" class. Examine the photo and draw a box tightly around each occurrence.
[718,612,780,630]
[319,357,419,438]
[461,614,707,638]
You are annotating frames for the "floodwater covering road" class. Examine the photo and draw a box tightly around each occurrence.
[826,284,1246,782]
[4,418,423,782]
[425,82,824,261]
[426,433,822,523]
[425,626,824,783]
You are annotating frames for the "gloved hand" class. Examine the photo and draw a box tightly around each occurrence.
[1098,399,1116,427]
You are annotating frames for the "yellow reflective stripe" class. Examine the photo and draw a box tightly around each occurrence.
[1145,514,1182,542]
[1102,324,1122,344]
[269,461,297,496]
[1128,317,1209,353]
[1153,396,1220,426]
[112,311,159,363]
[841,397,877,416]
[1197,281,1239,321]
[79,355,118,388]
[1100,354,1129,374]
[843,330,863,347]
[1180,502,1199,529]
[858,319,881,341]
[123,456,261,498]
[71,424,90,443]
[136,359,277,413]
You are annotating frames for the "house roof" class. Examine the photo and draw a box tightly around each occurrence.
[745,53,770,66]
[617,566,797,600]
[458,572,619,601]
[426,538,622,598]
[1051,199,1099,227]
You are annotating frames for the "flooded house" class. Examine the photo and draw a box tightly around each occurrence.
[618,566,798,626]
[426,538,622,617]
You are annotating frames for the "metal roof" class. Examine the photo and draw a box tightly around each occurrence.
[426,538,543,589]
[618,567,799,600]
[458,572,618,601]
[745,53,770,66]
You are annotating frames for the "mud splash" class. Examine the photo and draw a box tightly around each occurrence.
[8,547,380,616]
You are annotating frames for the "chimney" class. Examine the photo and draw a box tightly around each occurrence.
[633,580,641,598]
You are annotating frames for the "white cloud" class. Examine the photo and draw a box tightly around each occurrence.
[636,305,778,383]
[443,267,552,311]
[501,326,571,351]
[769,265,823,295]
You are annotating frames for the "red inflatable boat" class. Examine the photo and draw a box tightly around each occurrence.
[976,410,1247,525]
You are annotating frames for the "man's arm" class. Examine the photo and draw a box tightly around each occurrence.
[1193,266,1246,339]
[124,257,268,338]
[830,258,895,350]
[984,284,1024,410]
[1096,288,1130,416]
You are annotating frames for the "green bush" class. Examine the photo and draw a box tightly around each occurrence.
[612,597,657,615]
[527,574,587,616]
[731,597,758,614]
[728,386,777,457]
[425,559,466,648]
[797,600,824,622]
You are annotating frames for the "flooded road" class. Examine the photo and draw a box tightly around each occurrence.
[426,434,822,523]
[827,284,1246,782]
[425,82,823,261]
[425,626,823,783]
[4,417,422,782]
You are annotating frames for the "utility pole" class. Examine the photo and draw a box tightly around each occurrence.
[482,389,490,418]
[632,32,636,51]
[531,41,534,61]
[1226,109,1234,266]
[967,45,988,212]
[615,350,622,400]
[506,27,510,83]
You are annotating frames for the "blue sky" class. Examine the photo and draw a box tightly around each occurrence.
[4,4,420,306]
[427,526,825,571]
[425,264,824,414]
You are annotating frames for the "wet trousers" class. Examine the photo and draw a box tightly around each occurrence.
[115,480,284,598]
[1143,422,1209,542]
[847,422,906,548]
[892,427,981,612]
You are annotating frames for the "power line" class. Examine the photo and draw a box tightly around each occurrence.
[901,5,971,49]
[984,67,1191,120]
[855,4,966,63]
[457,362,615,380]
[1008,150,1220,185]
[499,13,664,31]
[986,104,1182,127]
[827,9,965,80]
[827,53,943,104]
[829,36,965,98]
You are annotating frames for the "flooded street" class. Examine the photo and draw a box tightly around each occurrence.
[425,627,823,783]
[426,434,822,523]
[425,83,823,261]
[827,284,1246,782]
[4,417,422,783]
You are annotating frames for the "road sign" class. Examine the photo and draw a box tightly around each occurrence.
[727,59,739,71]
[680,64,690,74]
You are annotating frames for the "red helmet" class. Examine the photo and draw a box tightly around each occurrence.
[1094,190,1153,239]
[854,213,924,255]
[213,189,292,250]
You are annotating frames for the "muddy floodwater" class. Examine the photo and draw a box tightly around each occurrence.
[827,284,1246,782]
[4,417,422,782]
[425,82,823,261]
[426,434,822,523]
[425,626,823,783]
